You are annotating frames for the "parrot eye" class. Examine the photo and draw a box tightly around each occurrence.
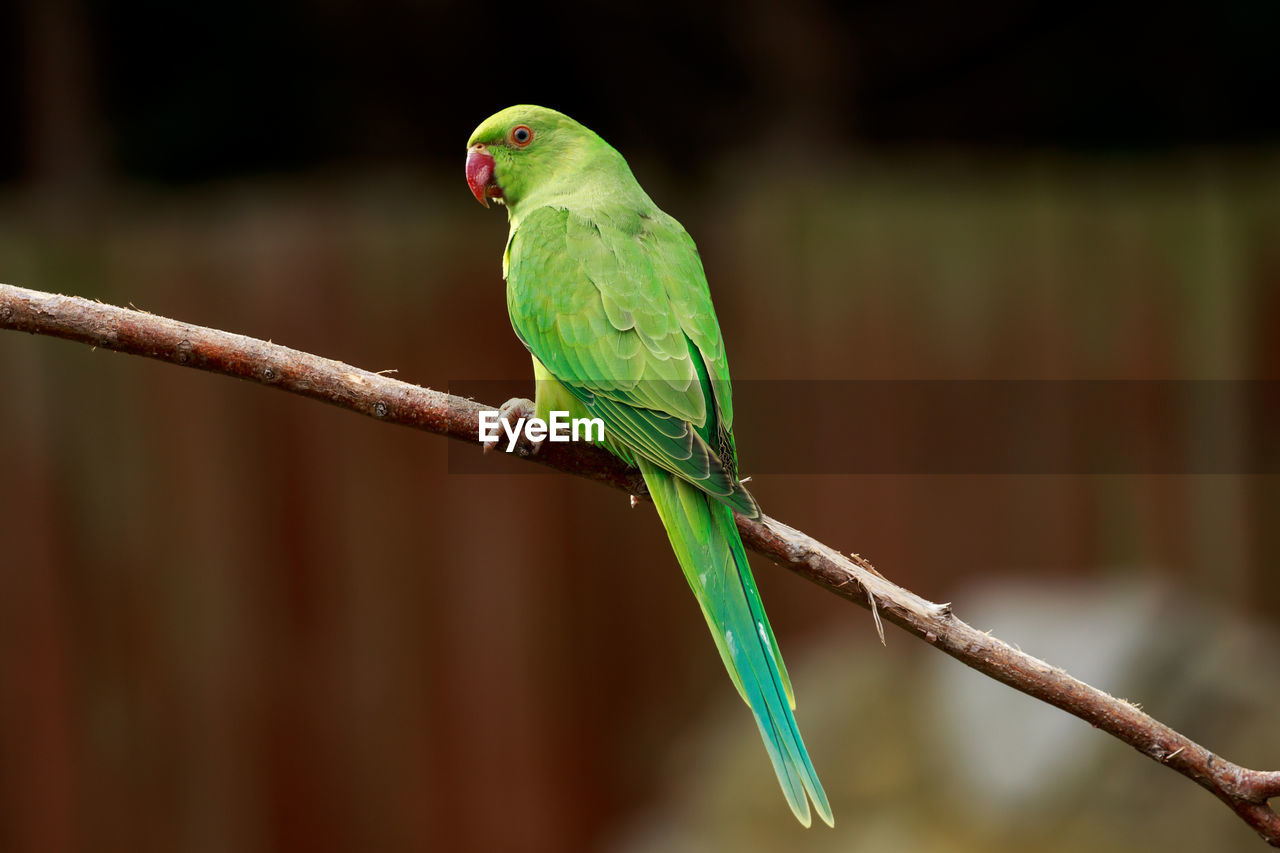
[510,125,533,147]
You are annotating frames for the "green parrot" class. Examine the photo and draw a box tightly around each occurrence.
[465,105,832,828]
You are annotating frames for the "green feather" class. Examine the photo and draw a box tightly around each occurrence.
[641,460,832,827]
[470,104,830,826]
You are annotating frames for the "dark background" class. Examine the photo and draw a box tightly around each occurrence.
[5,2,1280,186]
[2,2,1279,851]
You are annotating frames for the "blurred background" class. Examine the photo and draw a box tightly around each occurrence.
[1,2,1278,851]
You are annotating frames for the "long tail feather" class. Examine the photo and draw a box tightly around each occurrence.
[639,459,833,828]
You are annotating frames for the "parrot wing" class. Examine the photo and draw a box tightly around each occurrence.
[506,204,758,518]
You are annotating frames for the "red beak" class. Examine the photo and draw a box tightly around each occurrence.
[466,145,498,208]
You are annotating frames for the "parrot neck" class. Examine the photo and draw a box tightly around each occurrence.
[507,171,652,230]
[504,139,651,228]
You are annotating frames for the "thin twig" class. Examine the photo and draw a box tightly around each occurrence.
[865,589,886,646]
[2,281,1277,845]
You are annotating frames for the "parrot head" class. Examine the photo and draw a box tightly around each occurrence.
[465,105,608,210]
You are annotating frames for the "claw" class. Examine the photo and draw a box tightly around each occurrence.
[498,397,535,420]
[496,396,543,456]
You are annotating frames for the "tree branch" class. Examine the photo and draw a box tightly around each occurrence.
[3,281,1278,845]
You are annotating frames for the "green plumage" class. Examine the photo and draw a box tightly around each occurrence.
[467,105,832,827]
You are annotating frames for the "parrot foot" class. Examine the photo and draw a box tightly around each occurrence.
[482,397,543,456]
